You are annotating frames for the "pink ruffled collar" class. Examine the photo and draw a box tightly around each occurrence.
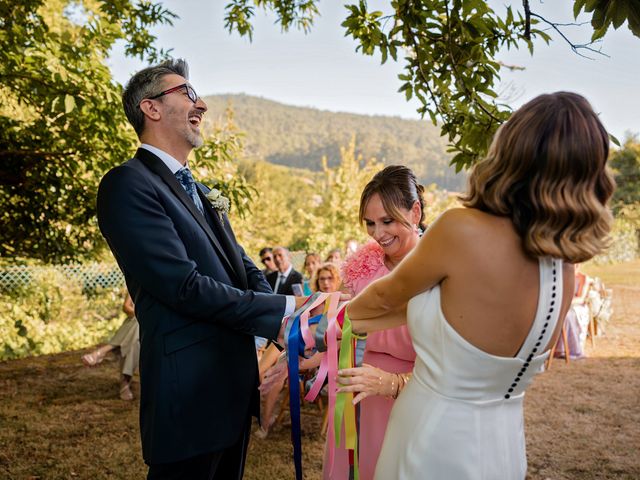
[341,241,386,291]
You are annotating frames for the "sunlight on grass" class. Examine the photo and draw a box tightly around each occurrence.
[584,259,640,286]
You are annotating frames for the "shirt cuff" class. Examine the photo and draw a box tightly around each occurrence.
[284,295,296,318]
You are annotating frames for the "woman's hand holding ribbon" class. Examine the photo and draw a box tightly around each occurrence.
[337,363,398,405]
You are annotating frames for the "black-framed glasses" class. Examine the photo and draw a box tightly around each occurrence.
[147,83,198,103]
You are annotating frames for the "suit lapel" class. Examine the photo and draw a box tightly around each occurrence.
[197,186,248,290]
[134,148,238,281]
[282,273,295,294]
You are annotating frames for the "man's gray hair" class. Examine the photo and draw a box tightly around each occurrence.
[273,246,290,256]
[122,58,189,137]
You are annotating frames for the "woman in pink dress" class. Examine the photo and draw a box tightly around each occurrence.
[323,165,424,480]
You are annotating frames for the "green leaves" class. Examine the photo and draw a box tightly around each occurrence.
[0,0,174,262]
[225,0,320,40]
[64,94,75,114]
[224,0,639,173]
[574,0,640,40]
[609,134,640,213]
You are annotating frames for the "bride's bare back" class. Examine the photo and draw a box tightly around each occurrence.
[437,208,574,357]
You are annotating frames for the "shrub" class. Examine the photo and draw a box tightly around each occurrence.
[0,267,123,361]
[592,215,640,265]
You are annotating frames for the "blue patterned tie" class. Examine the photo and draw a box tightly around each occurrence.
[175,167,205,215]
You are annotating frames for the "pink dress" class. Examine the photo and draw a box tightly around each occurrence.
[323,242,417,480]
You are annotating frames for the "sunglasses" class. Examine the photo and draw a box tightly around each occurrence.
[261,256,273,264]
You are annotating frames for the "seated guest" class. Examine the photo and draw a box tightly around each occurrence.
[81,291,139,400]
[313,262,342,294]
[303,252,322,295]
[266,246,303,295]
[325,248,343,265]
[556,264,596,359]
[259,247,277,276]
[572,265,595,348]
[345,238,359,258]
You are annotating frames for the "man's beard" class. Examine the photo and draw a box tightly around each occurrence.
[183,125,204,148]
[168,106,204,148]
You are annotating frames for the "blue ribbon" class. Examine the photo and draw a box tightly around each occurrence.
[286,313,303,480]
[285,311,323,480]
[297,314,323,357]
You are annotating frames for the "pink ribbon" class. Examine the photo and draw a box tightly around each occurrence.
[299,292,330,352]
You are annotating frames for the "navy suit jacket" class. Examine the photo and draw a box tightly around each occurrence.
[266,269,304,295]
[97,148,286,464]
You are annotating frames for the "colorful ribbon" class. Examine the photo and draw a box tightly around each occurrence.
[282,294,359,480]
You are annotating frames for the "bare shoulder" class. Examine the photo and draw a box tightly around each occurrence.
[429,207,510,241]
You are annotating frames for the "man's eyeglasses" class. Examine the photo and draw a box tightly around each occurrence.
[147,83,198,103]
[261,256,273,264]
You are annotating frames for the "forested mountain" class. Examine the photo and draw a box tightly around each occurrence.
[203,94,466,191]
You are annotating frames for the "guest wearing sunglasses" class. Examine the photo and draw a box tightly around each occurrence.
[259,247,277,276]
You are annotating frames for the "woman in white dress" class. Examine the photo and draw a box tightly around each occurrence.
[343,92,615,479]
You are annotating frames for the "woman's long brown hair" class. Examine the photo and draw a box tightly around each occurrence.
[461,92,615,263]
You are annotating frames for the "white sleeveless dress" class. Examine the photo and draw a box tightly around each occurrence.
[375,257,563,479]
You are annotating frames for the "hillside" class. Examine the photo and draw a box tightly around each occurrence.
[203,94,465,191]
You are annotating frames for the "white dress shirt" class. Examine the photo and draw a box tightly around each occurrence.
[140,143,185,173]
[274,265,293,294]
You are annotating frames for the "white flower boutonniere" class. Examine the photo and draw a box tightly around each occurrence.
[206,188,231,220]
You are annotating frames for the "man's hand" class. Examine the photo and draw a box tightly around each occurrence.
[259,355,288,393]
[277,292,352,347]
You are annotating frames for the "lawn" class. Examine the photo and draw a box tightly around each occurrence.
[0,261,638,479]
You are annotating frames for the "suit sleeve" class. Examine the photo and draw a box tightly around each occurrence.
[239,244,273,294]
[97,165,284,340]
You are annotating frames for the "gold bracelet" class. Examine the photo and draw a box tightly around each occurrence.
[391,373,401,399]
[389,374,396,398]
[399,373,411,394]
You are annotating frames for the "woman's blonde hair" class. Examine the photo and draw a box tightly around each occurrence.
[461,92,615,263]
[312,263,342,293]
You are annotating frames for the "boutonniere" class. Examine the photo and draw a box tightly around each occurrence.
[206,188,231,220]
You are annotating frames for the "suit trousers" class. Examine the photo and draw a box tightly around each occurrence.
[147,416,252,480]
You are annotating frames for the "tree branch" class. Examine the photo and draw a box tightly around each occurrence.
[528,12,609,59]
[523,0,531,39]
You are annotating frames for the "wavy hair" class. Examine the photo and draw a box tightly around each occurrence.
[461,92,615,263]
[312,263,342,293]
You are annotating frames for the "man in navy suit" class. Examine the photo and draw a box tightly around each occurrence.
[265,246,304,295]
[97,59,304,479]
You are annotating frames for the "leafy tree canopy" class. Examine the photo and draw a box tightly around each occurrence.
[0,0,175,263]
[609,134,640,215]
[223,0,640,170]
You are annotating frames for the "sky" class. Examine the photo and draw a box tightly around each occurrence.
[109,1,640,142]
